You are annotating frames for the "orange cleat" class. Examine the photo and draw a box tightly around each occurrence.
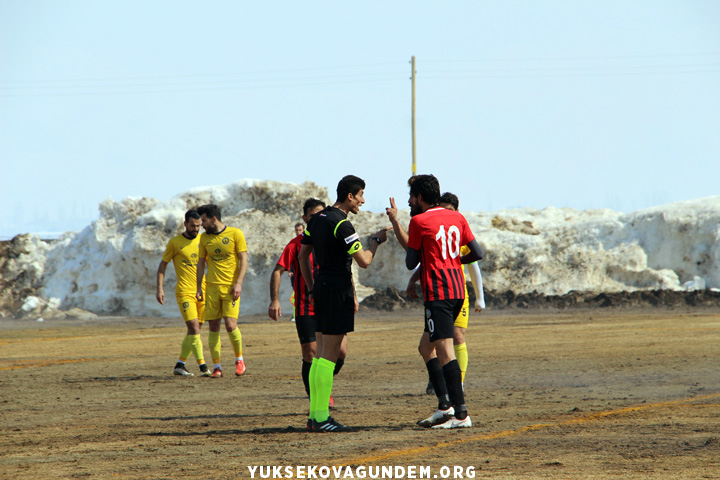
[235,359,246,376]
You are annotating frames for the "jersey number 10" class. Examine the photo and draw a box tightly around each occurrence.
[435,225,461,260]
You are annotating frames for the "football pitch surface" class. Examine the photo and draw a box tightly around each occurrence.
[1,310,719,479]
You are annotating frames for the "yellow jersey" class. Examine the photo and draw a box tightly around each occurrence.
[198,226,248,286]
[162,233,203,295]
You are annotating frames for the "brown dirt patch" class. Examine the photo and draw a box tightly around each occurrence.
[1,310,719,479]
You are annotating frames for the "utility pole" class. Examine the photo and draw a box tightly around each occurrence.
[411,56,416,176]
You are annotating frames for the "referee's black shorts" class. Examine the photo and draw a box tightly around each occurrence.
[313,275,355,335]
[424,298,464,342]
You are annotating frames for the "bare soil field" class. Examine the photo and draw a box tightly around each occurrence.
[1,309,719,479]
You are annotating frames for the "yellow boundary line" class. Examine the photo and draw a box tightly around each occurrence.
[336,392,720,467]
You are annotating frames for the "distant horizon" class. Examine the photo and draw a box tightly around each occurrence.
[3,183,717,241]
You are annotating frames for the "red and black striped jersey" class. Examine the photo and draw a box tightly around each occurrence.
[407,206,475,302]
[276,235,316,316]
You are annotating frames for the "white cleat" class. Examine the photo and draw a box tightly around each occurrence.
[417,407,455,428]
[173,365,194,376]
[431,415,472,429]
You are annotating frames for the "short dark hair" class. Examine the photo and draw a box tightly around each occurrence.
[336,175,366,203]
[294,222,304,229]
[439,192,459,211]
[409,174,441,205]
[185,209,201,222]
[302,198,326,216]
[197,204,222,221]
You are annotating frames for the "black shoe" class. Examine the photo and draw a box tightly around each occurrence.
[313,416,352,432]
[199,364,211,377]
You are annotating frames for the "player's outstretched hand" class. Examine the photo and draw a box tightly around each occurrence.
[373,227,391,244]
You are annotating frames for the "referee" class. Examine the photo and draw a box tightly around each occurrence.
[298,175,389,432]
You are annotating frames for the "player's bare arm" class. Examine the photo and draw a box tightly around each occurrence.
[406,267,421,299]
[351,227,390,269]
[351,277,359,313]
[196,257,206,302]
[156,260,168,304]
[232,251,248,301]
[386,197,409,250]
[268,264,286,321]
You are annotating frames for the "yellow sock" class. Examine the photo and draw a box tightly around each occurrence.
[209,331,221,364]
[228,328,242,358]
[454,342,468,384]
[179,335,193,362]
[189,334,204,365]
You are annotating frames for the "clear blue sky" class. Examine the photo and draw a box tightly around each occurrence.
[1,1,719,238]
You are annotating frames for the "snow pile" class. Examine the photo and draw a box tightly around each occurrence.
[1,180,719,319]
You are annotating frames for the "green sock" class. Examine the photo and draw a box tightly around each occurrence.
[308,358,319,420]
[179,334,193,362]
[228,327,242,357]
[314,358,336,423]
[190,334,204,365]
[208,331,221,364]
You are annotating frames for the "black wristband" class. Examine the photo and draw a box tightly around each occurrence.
[372,236,382,244]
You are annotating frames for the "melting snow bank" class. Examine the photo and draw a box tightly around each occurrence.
[1,180,719,319]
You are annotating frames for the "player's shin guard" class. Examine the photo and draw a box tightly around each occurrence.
[314,358,336,423]
[208,331,221,364]
[454,342,468,384]
[228,327,242,357]
[426,358,451,410]
[308,358,319,420]
[442,360,467,419]
[302,359,312,397]
[179,335,193,363]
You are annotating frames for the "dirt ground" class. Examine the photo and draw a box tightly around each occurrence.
[1,308,719,480]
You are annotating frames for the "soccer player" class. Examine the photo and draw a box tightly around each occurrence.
[196,204,248,378]
[156,209,210,377]
[404,175,483,429]
[406,192,485,394]
[298,175,389,432]
[268,199,347,407]
[293,222,305,237]
[288,222,306,322]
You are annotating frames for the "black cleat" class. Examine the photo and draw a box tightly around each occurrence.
[313,417,352,432]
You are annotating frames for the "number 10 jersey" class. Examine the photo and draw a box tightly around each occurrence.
[407,206,476,302]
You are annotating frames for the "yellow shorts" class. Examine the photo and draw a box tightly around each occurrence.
[176,293,205,323]
[205,284,240,321]
[453,286,470,329]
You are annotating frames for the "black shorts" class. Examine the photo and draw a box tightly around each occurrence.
[295,315,318,344]
[313,277,355,335]
[424,299,463,342]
